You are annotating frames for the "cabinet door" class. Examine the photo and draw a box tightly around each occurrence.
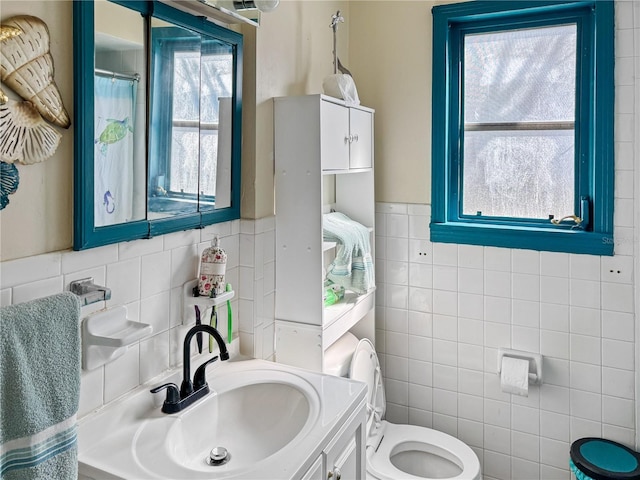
[348,108,373,170]
[324,406,365,480]
[301,455,323,480]
[326,437,358,480]
[321,101,350,171]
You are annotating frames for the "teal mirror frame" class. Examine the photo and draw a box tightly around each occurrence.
[73,0,243,250]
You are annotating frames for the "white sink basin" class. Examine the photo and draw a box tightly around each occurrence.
[78,359,366,480]
[164,382,311,465]
[133,371,316,478]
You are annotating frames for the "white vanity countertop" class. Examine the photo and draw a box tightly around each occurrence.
[77,358,366,480]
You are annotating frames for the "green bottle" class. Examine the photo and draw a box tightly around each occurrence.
[324,284,345,307]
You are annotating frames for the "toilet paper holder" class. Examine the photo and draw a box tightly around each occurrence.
[497,348,543,385]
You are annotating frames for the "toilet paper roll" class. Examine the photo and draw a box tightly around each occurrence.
[500,356,529,397]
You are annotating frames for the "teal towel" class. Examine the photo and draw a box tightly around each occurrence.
[323,212,375,294]
[0,292,81,479]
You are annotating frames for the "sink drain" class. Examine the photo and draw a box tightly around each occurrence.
[206,446,231,466]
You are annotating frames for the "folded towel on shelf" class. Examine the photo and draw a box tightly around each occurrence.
[323,211,375,294]
[0,292,82,480]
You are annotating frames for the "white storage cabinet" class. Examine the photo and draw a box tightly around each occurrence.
[274,94,375,373]
[300,400,366,480]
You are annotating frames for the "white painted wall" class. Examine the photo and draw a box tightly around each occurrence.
[349,1,432,205]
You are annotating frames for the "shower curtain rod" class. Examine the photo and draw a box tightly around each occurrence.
[95,68,141,82]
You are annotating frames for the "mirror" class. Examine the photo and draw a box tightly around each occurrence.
[94,0,147,227]
[74,0,243,250]
[147,18,234,219]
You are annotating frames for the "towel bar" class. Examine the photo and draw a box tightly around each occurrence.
[70,277,111,306]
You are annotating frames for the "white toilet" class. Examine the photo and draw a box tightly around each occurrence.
[345,336,482,480]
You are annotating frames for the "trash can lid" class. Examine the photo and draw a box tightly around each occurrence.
[570,438,640,480]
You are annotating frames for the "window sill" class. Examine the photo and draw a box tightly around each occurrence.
[430,222,614,256]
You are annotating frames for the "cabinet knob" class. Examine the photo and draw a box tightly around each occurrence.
[328,467,342,480]
[352,134,359,142]
[344,135,352,144]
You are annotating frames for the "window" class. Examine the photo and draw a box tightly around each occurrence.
[149,26,234,216]
[169,49,233,199]
[430,1,614,255]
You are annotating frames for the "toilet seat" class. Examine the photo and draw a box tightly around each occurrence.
[349,338,481,480]
[367,421,481,480]
[349,338,386,443]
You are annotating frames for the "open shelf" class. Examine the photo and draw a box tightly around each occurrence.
[323,241,338,252]
[323,288,375,347]
[322,167,373,176]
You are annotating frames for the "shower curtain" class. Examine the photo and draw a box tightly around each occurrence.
[94,75,136,226]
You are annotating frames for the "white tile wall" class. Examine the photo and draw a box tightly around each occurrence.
[0,218,275,418]
[375,5,638,478]
[237,217,276,360]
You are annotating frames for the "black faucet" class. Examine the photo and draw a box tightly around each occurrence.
[151,324,229,414]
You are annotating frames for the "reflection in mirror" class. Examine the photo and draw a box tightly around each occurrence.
[73,0,243,250]
[94,0,147,226]
[148,20,234,218]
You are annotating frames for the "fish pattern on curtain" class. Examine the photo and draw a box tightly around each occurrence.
[94,75,136,226]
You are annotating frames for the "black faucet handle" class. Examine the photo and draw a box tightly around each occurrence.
[193,355,219,390]
[150,383,180,404]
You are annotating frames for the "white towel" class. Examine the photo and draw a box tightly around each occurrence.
[323,212,375,294]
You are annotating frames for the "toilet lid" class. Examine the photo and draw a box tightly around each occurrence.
[349,338,385,436]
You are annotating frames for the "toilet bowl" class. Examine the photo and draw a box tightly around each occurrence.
[347,337,481,480]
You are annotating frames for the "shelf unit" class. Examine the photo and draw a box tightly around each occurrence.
[274,94,375,374]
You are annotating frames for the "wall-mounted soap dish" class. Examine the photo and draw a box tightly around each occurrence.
[82,306,153,370]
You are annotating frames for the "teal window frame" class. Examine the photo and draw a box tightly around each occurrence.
[149,31,233,210]
[430,0,614,255]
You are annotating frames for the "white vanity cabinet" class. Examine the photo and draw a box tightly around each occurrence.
[77,359,367,480]
[323,404,366,480]
[274,94,375,374]
[301,402,366,480]
[301,456,323,480]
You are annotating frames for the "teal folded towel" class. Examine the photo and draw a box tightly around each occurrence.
[0,292,81,480]
[323,212,375,294]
